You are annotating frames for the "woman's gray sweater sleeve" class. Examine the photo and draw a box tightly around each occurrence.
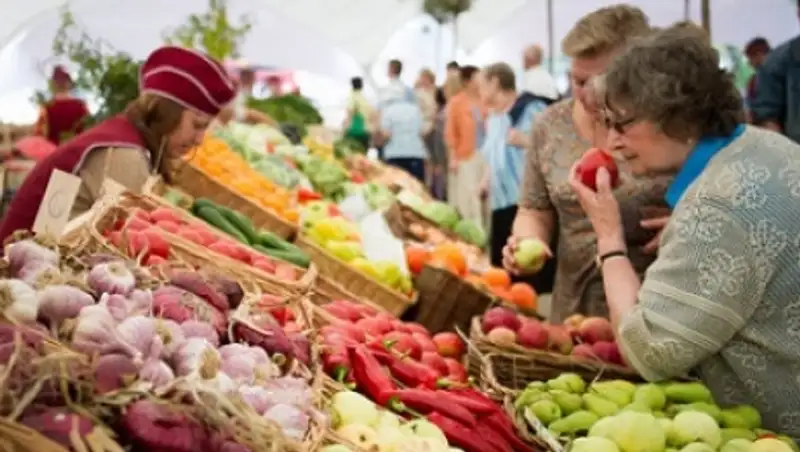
[617,199,771,381]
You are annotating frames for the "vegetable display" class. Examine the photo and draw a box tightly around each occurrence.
[316,298,536,452]
[190,135,299,224]
[0,236,322,450]
[103,203,305,279]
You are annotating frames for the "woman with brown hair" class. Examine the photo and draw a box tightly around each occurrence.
[0,46,236,243]
[503,4,672,321]
[34,66,91,145]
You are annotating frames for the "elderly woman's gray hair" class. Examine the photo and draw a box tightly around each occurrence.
[601,22,745,140]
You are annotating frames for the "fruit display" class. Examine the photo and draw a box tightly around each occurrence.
[514,373,799,452]
[190,134,299,224]
[300,201,413,296]
[0,236,320,450]
[323,390,463,452]
[101,202,305,281]
[396,193,487,249]
[480,307,627,368]
[316,300,536,452]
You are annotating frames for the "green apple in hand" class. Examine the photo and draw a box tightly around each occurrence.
[514,238,550,272]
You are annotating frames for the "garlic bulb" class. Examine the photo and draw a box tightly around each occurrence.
[87,262,135,295]
[139,358,175,389]
[0,279,39,324]
[172,338,219,377]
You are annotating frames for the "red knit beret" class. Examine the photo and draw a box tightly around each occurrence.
[140,46,236,116]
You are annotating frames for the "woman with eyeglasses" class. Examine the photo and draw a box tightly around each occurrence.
[571,23,800,441]
[502,4,673,322]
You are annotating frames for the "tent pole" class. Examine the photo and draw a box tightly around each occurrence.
[684,0,690,20]
[701,0,711,35]
[547,0,554,74]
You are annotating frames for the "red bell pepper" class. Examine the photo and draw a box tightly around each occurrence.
[426,412,499,452]
[385,388,476,427]
[484,411,535,452]
[348,345,396,405]
[297,188,322,203]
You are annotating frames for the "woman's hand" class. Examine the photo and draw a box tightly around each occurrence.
[568,166,626,254]
[640,215,670,254]
[502,236,552,276]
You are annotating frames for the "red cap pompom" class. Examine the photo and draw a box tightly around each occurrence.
[140,46,236,116]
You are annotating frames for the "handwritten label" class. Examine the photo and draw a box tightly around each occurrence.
[32,169,82,237]
[99,178,126,198]
[523,407,564,452]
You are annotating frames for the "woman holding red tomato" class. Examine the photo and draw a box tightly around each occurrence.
[502,5,672,323]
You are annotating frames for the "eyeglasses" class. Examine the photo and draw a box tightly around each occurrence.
[603,114,637,134]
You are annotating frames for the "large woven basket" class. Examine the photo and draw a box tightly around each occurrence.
[85,192,315,297]
[164,162,298,239]
[468,317,643,395]
[410,264,492,334]
[294,235,415,316]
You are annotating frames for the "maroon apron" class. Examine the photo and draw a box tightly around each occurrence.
[0,115,149,244]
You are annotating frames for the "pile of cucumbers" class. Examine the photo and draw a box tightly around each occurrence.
[191,198,311,268]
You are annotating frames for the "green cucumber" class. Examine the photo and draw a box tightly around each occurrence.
[191,197,219,215]
[195,206,249,244]
[258,229,297,252]
[217,207,259,245]
[253,244,311,268]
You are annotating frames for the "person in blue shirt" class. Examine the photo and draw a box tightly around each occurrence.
[377,89,429,182]
[477,62,547,270]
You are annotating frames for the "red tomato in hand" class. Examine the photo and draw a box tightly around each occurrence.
[575,148,620,192]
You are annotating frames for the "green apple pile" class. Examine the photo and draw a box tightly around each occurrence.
[514,373,799,452]
[322,391,464,452]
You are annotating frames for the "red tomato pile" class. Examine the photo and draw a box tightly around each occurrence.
[103,207,298,280]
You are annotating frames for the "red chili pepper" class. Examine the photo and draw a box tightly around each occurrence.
[322,348,351,383]
[484,411,535,452]
[383,354,442,389]
[297,188,322,203]
[385,388,476,427]
[427,412,498,452]
[435,390,497,415]
[475,423,514,452]
[349,345,396,405]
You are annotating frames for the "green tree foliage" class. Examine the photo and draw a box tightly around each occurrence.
[36,8,141,124]
[162,0,252,61]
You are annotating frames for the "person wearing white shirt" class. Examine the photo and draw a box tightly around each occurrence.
[522,45,560,102]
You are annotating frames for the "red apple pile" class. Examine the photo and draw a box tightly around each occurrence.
[319,299,468,383]
[480,307,626,367]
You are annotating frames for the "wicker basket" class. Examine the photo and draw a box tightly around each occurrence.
[468,317,643,395]
[166,162,298,240]
[410,264,493,334]
[85,192,314,296]
[294,235,415,316]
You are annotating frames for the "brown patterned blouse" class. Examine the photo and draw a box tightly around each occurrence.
[520,99,672,322]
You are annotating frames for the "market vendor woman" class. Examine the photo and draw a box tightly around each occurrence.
[0,46,236,244]
[572,24,800,440]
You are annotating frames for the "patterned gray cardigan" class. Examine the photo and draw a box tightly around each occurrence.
[617,126,800,440]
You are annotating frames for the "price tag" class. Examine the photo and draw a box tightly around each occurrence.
[99,177,126,198]
[32,169,82,237]
[523,407,564,452]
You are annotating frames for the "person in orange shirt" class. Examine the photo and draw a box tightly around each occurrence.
[444,66,486,225]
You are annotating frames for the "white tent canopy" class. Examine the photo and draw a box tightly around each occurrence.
[0,0,797,123]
